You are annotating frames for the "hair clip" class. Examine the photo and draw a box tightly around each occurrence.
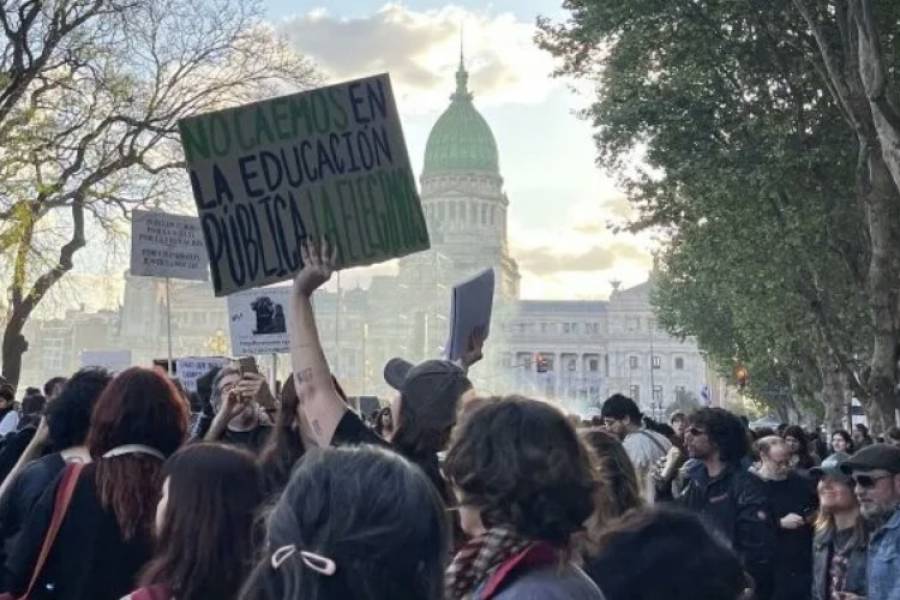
[271,545,296,569]
[300,551,337,576]
[271,545,337,576]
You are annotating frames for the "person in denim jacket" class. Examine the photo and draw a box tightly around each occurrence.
[841,444,900,600]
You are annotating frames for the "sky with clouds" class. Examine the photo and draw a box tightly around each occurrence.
[61,0,654,314]
[266,1,655,300]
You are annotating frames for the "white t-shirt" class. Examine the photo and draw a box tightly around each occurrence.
[623,429,672,504]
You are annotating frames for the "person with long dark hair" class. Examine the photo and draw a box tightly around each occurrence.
[831,430,854,455]
[589,506,750,600]
[783,425,819,472]
[240,446,448,600]
[581,428,644,525]
[0,368,112,578]
[3,367,188,600]
[444,396,603,599]
[258,376,311,499]
[125,443,263,600]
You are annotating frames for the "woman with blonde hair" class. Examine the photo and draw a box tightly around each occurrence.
[809,453,868,600]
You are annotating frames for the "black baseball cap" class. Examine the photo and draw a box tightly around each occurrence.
[383,358,472,431]
[841,444,900,475]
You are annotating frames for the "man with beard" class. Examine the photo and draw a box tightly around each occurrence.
[679,408,776,600]
[842,444,900,600]
[753,436,817,600]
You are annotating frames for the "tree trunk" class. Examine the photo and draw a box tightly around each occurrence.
[821,357,848,431]
[0,314,29,390]
[1,200,86,390]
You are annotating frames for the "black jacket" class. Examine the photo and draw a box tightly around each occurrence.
[0,453,65,573]
[679,463,777,600]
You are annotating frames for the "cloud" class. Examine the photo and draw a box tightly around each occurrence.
[516,243,651,276]
[276,4,559,113]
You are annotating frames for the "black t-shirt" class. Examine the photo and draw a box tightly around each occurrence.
[331,411,451,501]
[221,425,272,454]
[763,474,817,599]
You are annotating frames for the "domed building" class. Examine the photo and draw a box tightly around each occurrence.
[397,52,521,300]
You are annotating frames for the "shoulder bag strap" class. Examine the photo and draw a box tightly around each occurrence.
[19,462,85,599]
[638,429,668,454]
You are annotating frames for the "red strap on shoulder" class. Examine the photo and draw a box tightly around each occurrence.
[481,542,559,600]
[132,585,170,600]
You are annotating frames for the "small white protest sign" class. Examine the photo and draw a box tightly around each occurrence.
[130,210,209,281]
[227,286,291,356]
[175,356,229,393]
[81,349,132,373]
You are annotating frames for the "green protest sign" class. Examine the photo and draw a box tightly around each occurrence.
[178,74,430,296]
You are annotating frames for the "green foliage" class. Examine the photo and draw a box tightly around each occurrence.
[539,0,884,418]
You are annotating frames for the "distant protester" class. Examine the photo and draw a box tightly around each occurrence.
[258,376,312,499]
[852,424,873,450]
[831,429,854,455]
[783,425,819,471]
[205,368,275,454]
[0,385,18,437]
[601,394,671,503]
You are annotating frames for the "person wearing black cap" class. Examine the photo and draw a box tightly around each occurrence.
[841,444,900,600]
[810,452,869,600]
[287,240,475,505]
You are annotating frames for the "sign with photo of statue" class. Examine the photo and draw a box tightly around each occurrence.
[130,210,209,281]
[178,73,430,296]
[226,286,292,356]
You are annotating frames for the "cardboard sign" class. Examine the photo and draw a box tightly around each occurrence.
[175,356,229,393]
[130,210,209,281]
[81,350,132,373]
[227,286,292,356]
[446,269,495,362]
[179,73,430,296]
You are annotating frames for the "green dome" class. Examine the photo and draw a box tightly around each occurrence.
[422,59,499,176]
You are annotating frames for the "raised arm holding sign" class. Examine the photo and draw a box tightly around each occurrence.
[288,239,347,446]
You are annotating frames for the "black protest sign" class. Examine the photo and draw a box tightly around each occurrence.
[178,74,430,296]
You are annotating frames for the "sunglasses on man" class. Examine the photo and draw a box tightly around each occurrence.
[852,473,893,489]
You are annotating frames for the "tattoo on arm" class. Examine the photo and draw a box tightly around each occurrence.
[312,419,323,437]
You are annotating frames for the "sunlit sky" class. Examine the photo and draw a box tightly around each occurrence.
[66,1,654,314]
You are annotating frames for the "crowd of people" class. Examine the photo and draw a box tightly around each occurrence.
[0,241,895,600]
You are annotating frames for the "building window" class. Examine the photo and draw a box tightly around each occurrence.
[563,323,571,334]
[540,322,548,333]
[630,385,640,402]
[490,205,496,225]
[448,202,456,220]
[629,356,639,369]
[626,317,640,332]
[481,204,488,225]
[566,357,577,371]
[589,358,599,372]
[652,356,661,369]
[675,357,685,370]
[652,386,663,402]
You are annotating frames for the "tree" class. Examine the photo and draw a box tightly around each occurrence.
[539,0,900,430]
[0,0,317,388]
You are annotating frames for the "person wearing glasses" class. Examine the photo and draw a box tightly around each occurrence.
[841,444,900,600]
[679,408,776,600]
